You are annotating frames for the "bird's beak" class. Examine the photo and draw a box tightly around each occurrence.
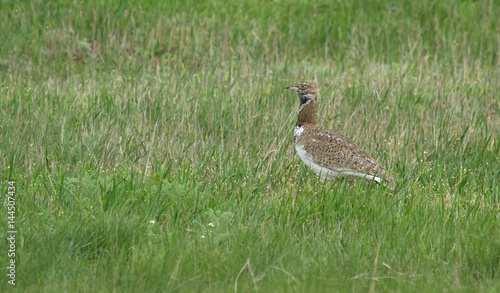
[286,85,297,91]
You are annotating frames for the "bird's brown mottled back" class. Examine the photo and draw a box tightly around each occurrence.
[296,123,392,181]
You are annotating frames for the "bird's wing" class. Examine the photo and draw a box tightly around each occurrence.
[302,126,391,180]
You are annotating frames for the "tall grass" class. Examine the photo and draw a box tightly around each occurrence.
[0,0,499,291]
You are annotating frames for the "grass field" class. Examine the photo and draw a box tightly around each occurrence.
[1,0,499,291]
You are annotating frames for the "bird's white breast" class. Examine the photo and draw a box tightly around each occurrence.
[294,126,304,143]
[295,144,340,178]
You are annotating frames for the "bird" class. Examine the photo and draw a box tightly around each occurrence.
[285,82,394,189]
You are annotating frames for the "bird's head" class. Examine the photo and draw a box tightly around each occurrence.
[286,82,317,104]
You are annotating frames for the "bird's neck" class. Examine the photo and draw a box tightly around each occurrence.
[296,98,317,126]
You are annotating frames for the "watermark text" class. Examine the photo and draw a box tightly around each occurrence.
[6,180,16,286]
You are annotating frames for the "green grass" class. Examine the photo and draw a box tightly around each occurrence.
[1,0,499,291]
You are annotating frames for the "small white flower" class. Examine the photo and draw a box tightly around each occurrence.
[208,223,214,227]
[149,220,156,224]
[201,235,206,238]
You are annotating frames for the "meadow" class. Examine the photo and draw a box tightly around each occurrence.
[0,0,499,291]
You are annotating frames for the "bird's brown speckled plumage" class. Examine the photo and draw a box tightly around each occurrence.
[286,82,393,186]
